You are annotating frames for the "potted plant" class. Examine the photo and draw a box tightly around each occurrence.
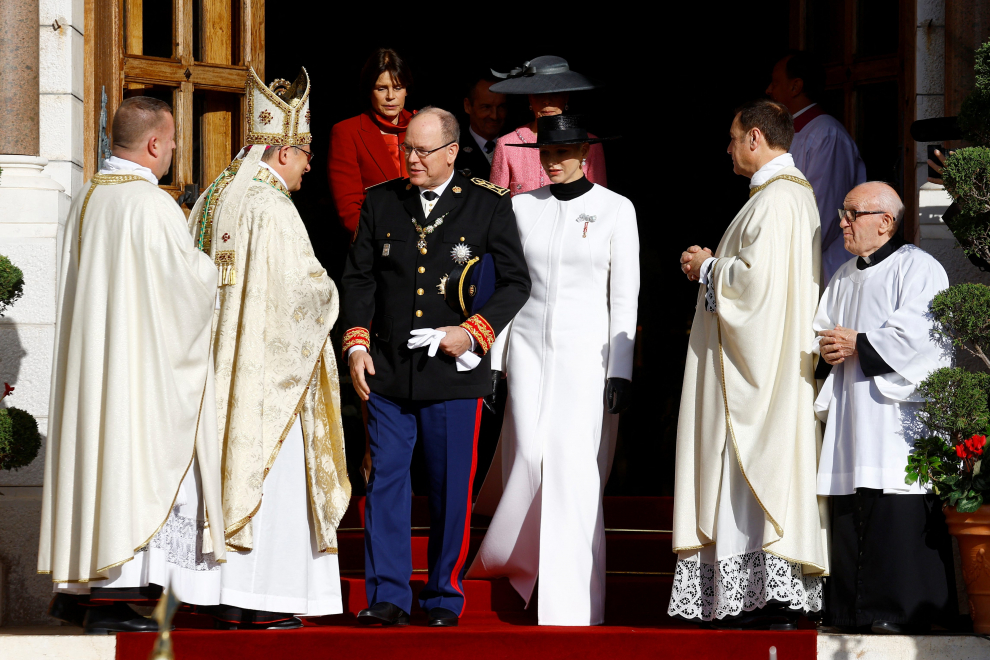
[907,40,990,634]
[0,254,40,473]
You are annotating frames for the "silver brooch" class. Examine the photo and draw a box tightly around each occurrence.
[576,213,597,238]
[450,243,472,264]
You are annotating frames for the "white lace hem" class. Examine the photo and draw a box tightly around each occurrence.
[667,550,823,621]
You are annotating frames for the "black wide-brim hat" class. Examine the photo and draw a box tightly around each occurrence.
[489,56,597,95]
[505,114,619,148]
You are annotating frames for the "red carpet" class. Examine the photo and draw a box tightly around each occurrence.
[117,614,816,660]
[114,497,817,660]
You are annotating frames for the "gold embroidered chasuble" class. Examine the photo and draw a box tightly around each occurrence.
[672,166,830,575]
[190,151,350,553]
[39,174,227,581]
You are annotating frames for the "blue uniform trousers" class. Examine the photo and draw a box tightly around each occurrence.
[364,393,481,615]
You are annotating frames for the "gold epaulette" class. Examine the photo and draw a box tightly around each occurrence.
[471,177,509,197]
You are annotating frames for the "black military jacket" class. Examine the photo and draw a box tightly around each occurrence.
[455,130,495,181]
[341,171,530,400]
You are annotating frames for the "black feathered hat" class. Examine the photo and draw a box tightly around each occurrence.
[505,115,618,148]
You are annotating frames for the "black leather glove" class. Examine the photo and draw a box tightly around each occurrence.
[605,378,633,415]
[484,370,501,413]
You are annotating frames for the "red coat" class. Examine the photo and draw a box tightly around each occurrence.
[328,110,413,234]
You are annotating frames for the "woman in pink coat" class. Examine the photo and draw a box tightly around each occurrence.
[489,56,607,195]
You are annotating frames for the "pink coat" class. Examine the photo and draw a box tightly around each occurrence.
[489,125,608,196]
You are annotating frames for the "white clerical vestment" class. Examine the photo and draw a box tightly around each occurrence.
[814,244,951,496]
[189,147,350,616]
[789,104,867,284]
[468,182,639,626]
[669,156,828,622]
[40,158,226,602]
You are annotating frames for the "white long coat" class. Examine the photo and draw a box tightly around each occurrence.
[468,183,639,625]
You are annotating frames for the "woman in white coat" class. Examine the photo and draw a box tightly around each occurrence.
[467,115,640,625]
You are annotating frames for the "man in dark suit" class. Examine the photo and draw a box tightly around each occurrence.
[341,107,530,628]
[454,74,508,181]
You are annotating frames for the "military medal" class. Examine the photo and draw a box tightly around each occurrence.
[576,213,597,238]
[450,243,472,265]
[437,274,449,295]
[382,243,390,257]
[411,212,449,253]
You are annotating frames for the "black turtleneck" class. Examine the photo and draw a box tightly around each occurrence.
[549,176,593,201]
[815,236,903,380]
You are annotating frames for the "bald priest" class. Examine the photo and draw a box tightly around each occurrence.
[671,99,828,630]
[40,96,226,633]
[814,182,957,634]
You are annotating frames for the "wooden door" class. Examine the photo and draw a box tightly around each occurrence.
[790,0,917,242]
[84,0,264,203]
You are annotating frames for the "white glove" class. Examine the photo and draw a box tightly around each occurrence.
[407,329,483,371]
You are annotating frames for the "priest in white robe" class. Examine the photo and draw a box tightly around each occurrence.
[766,51,867,283]
[39,96,226,633]
[814,181,957,634]
[189,67,350,630]
[671,99,828,629]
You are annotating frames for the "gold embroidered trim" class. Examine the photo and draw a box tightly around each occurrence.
[253,167,291,198]
[672,541,716,553]
[77,181,99,258]
[461,314,495,354]
[197,159,242,253]
[214,250,236,286]
[471,177,509,196]
[342,327,371,355]
[748,174,814,198]
[245,68,312,147]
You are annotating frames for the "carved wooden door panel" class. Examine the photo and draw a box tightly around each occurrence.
[85,0,264,206]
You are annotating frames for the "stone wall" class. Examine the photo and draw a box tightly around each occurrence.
[0,0,81,627]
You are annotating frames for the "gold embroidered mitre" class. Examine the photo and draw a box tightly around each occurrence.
[246,66,312,146]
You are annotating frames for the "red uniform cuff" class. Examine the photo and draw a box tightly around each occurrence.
[342,327,370,357]
[460,314,495,355]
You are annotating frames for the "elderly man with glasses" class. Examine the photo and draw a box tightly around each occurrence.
[813,181,958,634]
[340,106,530,628]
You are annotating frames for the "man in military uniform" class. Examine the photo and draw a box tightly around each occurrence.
[341,107,530,628]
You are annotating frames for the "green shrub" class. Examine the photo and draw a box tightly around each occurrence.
[916,368,990,443]
[930,283,990,367]
[943,147,990,217]
[0,254,24,317]
[0,407,41,471]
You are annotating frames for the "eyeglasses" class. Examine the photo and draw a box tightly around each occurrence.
[400,141,455,158]
[291,145,314,163]
[838,209,887,223]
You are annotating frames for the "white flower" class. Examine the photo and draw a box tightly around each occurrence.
[450,243,473,264]
[576,213,597,224]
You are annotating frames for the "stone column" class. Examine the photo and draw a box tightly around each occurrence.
[0,0,40,156]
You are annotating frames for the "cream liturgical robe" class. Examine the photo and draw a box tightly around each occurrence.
[669,159,828,621]
[39,163,227,590]
[189,147,350,615]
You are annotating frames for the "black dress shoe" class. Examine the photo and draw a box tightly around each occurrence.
[49,593,88,627]
[427,607,458,627]
[357,602,409,626]
[83,602,160,634]
[265,616,303,630]
[871,620,930,635]
[209,606,302,630]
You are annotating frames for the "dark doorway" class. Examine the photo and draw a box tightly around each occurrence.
[268,7,793,496]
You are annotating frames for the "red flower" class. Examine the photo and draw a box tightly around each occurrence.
[1,382,13,399]
[955,434,987,459]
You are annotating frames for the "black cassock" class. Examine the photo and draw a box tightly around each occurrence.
[826,488,958,629]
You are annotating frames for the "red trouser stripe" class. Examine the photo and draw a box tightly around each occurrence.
[449,398,483,615]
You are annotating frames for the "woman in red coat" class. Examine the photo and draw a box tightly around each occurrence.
[328,48,415,235]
